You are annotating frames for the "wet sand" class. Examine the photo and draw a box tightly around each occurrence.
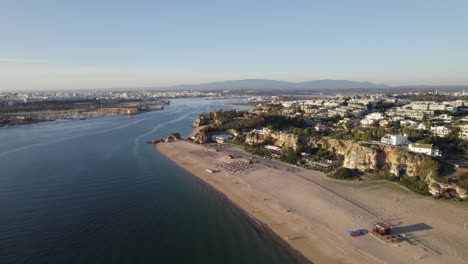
[157,141,468,264]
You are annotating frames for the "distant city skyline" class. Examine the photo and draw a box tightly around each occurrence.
[1,0,467,90]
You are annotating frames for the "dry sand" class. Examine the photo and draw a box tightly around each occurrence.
[157,141,468,264]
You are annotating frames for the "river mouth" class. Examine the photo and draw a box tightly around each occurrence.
[0,98,296,264]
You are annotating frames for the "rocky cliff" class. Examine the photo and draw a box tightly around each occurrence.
[312,138,380,172]
[242,132,466,199]
[245,132,305,150]
[429,180,468,200]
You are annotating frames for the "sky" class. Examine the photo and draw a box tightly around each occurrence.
[0,0,467,90]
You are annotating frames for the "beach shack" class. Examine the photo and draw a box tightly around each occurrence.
[373,222,391,235]
[265,145,281,158]
[211,134,232,144]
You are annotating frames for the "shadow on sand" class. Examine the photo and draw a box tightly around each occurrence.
[391,223,432,234]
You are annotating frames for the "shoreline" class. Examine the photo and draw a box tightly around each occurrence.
[157,141,468,264]
[0,106,167,128]
[157,144,312,264]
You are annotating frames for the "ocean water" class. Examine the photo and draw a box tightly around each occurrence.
[0,98,296,264]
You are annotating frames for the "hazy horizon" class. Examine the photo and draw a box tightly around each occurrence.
[1,0,467,90]
[2,77,468,93]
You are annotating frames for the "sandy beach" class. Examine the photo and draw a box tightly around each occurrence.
[157,141,468,264]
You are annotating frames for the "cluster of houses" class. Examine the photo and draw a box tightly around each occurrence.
[277,95,467,145]
[387,100,464,121]
[205,94,465,162]
[379,134,441,157]
[280,97,370,119]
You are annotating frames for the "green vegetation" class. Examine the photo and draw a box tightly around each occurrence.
[416,155,440,180]
[457,176,468,190]
[330,131,355,140]
[231,134,247,146]
[398,94,468,102]
[280,147,301,164]
[291,127,311,135]
[208,109,309,132]
[372,101,396,111]
[245,144,271,157]
[330,167,354,180]
[204,106,464,198]
[352,127,386,141]
[398,176,430,196]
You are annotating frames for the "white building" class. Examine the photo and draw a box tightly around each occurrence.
[365,112,385,120]
[459,125,468,140]
[360,112,385,126]
[282,101,298,108]
[360,119,375,126]
[408,143,441,157]
[211,134,232,144]
[381,134,408,146]
[265,145,281,151]
[430,126,451,137]
[400,119,418,127]
[315,123,327,132]
[251,128,272,135]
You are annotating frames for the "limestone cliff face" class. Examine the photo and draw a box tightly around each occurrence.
[271,133,302,150]
[193,115,209,128]
[321,138,380,171]
[306,137,439,179]
[245,132,268,145]
[429,179,468,199]
[193,130,211,144]
[164,133,181,142]
[381,147,439,178]
[241,130,466,199]
[192,110,217,128]
[245,132,303,150]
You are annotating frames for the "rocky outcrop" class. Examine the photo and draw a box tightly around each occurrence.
[306,137,466,199]
[192,110,217,128]
[193,130,211,144]
[164,133,181,142]
[271,133,303,150]
[380,147,439,179]
[429,179,468,200]
[193,115,209,128]
[319,138,380,171]
[245,131,304,150]
[240,129,465,199]
[245,132,268,145]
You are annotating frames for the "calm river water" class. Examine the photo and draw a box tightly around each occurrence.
[0,98,296,264]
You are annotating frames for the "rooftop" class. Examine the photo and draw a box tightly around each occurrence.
[410,143,433,149]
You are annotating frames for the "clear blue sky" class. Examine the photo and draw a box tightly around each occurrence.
[1,0,467,90]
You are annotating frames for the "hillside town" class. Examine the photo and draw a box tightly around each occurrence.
[0,89,224,105]
[189,91,468,200]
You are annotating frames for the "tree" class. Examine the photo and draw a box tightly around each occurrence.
[331,167,353,180]
[280,147,300,164]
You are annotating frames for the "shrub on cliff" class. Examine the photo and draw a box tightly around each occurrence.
[331,167,354,180]
[456,176,468,190]
[416,156,440,180]
[231,134,247,146]
[398,176,430,196]
[280,147,300,164]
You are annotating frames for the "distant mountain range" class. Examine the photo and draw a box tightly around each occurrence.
[160,79,389,91]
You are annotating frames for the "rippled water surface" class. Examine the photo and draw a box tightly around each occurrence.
[0,98,295,264]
